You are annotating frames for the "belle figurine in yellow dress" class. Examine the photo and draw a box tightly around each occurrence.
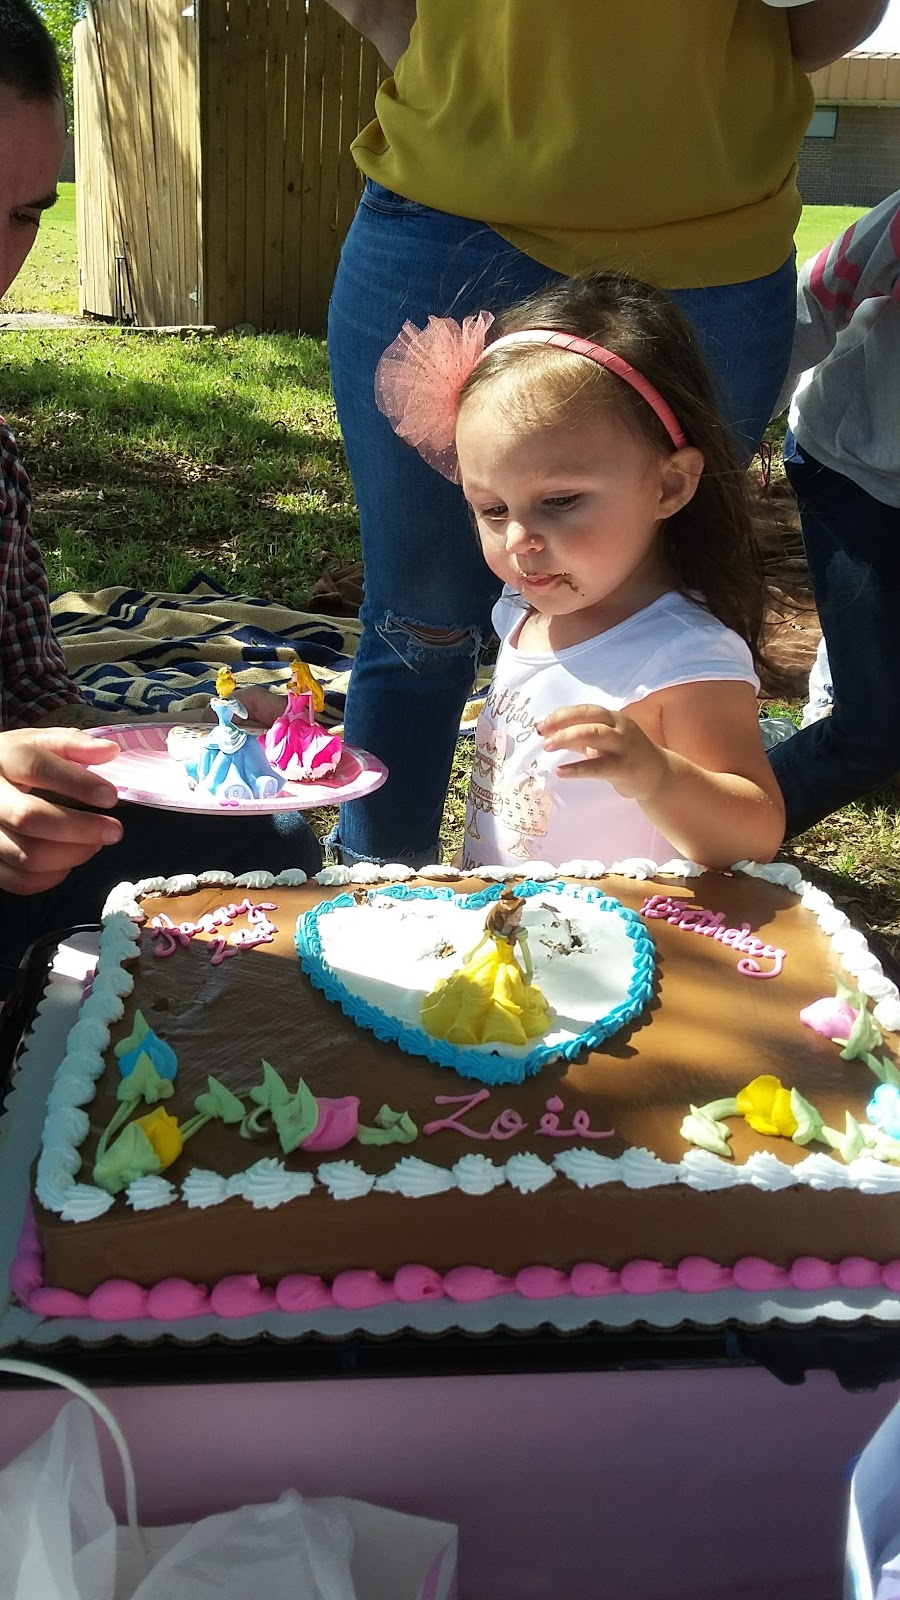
[421,889,552,1048]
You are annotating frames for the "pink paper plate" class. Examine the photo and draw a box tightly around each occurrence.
[86,723,387,813]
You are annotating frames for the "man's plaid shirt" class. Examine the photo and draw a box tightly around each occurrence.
[1,417,82,730]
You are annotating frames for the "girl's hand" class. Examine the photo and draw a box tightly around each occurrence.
[536,704,667,801]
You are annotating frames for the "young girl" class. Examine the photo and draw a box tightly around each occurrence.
[375,272,785,870]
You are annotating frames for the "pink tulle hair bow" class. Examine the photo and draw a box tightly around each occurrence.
[374,311,495,483]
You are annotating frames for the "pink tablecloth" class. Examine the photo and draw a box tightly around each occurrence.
[0,1365,893,1599]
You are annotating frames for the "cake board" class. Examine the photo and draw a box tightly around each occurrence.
[6,933,900,1388]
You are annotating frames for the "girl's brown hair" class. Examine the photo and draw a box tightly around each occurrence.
[458,271,773,677]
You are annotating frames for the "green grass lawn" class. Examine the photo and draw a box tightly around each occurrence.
[0,194,871,318]
[793,203,868,265]
[1,328,359,604]
[0,182,79,315]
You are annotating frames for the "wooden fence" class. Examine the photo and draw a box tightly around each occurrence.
[75,0,385,333]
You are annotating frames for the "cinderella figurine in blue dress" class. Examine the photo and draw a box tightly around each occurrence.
[186,667,286,802]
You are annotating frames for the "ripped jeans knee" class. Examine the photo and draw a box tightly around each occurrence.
[373,611,485,675]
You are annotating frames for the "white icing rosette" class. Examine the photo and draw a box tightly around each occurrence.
[453,1153,507,1195]
[504,1152,555,1194]
[234,870,276,889]
[616,1147,680,1188]
[678,1149,744,1191]
[553,1148,620,1189]
[742,1151,801,1191]
[182,1169,230,1209]
[316,1160,376,1200]
[127,1176,178,1211]
[375,1157,456,1197]
[59,1184,115,1222]
[792,1153,857,1190]
[233,1158,314,1209]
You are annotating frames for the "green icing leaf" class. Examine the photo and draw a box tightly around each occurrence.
[249,1060,289,1111]
[357,1105,418,1146]
[789,1088,824,1147]
[93,1123,162,1195]
[680,1105,733,1160]
[114,1010,150,1060]
[195,1075,246,1124]
[821,1112,868,1165]
[863,1052,900,1089]
[116,1052,173,1106]
[839,998,885,1063]
[272,1076,320,1155]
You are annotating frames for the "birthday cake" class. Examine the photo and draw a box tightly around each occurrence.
[14,859,900,1324]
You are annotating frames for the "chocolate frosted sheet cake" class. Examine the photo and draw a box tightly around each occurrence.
[15,859,900,1324]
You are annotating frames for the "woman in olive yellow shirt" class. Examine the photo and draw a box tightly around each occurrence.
[323,0,885,869]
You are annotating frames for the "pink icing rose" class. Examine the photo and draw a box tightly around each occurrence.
[799,996,858,1040]
[301,1096,360,1152]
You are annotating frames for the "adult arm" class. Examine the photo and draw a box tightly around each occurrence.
[538,680,785,870]
[321,0,416,69]
[0,727,122,894]
[786,0,889,73]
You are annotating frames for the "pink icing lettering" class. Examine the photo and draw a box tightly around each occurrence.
[538,1099,615,1140]
[736,946,786,979]
[489,1107,528,1140]
[209,936,240,967]
[640,898,785,979]
[640,895,680,919]
[569,1108,614,1140]
[423,1089,493,1138]
[150,920,192,959]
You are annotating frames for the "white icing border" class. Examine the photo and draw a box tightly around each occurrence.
[34,859,900,1219]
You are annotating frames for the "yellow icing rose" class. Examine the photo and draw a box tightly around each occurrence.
[134,1107,184,1169]
[735,1075,798,1139]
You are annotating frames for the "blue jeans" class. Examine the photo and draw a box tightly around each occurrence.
[328,183,798,865]
[769,432,900,836]
[0,802,322,998]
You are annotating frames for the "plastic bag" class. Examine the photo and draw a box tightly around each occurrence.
[845,1390,900,1600]
[0,1360,457,1600]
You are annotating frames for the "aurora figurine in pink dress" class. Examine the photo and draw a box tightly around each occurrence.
[264,658,343,781]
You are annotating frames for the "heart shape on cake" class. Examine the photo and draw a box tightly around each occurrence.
[295,880,655,1084]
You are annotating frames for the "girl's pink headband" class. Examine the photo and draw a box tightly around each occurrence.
[374,311,687,483]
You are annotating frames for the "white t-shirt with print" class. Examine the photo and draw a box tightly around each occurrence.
[462,589,759,869]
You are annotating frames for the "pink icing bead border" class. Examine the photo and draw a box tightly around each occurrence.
[11,1204,900,1323]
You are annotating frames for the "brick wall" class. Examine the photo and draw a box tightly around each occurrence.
[797,104,900,205]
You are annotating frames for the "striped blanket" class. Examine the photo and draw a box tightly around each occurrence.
[49,572,487,729]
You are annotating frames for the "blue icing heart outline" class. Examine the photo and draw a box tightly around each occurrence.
[295,880,655,1085]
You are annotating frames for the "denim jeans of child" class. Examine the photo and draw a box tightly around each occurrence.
[0,801,322,999]
[328,183,798,865]
[769,432,900,837]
